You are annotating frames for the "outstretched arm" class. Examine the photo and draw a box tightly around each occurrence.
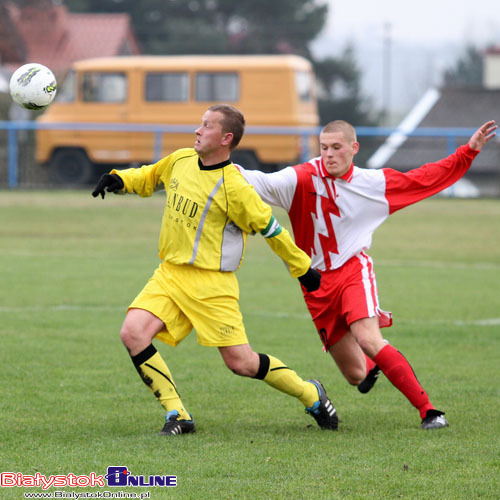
[384,120,497,213]
[468,120,497,151]
[261,217,321,291]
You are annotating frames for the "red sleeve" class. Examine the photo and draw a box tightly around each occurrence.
[384,144,479,214]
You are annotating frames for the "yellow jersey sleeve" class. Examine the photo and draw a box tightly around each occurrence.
[110,149,194,197]
[261,221,311,279]
[111,163,164,197]
[225,168,311,278]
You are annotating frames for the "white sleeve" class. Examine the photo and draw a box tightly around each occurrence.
[235,166,297,211]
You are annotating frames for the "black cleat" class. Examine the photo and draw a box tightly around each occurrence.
[357,365,381,394]
[159,410,196,436]
[305,379,338,430]
[421,409,448,430]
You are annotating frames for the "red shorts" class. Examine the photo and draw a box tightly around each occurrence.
[303,252,392,350]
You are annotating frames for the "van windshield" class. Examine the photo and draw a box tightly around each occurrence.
[81,72,127,102]
[56,70,76,102]
[295,71,313,102]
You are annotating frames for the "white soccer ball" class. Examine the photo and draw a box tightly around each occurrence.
[9,63,57,110]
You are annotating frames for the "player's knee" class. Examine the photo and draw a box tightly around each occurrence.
[119,325,132,348]
[341,366,366,386]
[356,337,379,358]
[220,346,259,377]
[225,360,246,376]
[120,323,142,350]
[227,363,245,375]
[224,357,255,377]
[346,373,364,386]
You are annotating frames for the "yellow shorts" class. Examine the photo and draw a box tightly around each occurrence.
[129,261,248,347]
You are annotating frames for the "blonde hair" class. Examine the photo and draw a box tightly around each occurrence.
[321,120,357,142]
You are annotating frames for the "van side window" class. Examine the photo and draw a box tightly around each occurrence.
[195,72,239,101]
[81,72,127,102]
[145,73,189,102]
[295,71,313,102]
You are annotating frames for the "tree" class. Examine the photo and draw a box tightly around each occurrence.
[443,45,483,87]
[63,0,328,57]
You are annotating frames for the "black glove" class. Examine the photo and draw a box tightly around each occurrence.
[298,267,321,292]
[92,173,124,199]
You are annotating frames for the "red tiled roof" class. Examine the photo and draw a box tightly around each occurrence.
[4,3,140,77]
[64,14,139,61]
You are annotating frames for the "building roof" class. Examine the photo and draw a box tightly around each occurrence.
[1,3,140,77]
[367,86,500,174]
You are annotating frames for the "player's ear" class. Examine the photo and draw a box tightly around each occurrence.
[221,132,233,148]
[220,132,233,146]
[352,141,360,155]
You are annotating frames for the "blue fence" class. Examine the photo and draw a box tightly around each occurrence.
[0,121,478,188]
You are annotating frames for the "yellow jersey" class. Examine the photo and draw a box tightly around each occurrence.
[112,148,310,277]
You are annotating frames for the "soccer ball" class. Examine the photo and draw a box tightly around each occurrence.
[9,63,57,110]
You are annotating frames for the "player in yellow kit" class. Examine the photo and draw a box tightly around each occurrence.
[92,104,338,435]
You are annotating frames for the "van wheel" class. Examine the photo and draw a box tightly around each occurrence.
[230,150,261,171]
[49,149,94,186]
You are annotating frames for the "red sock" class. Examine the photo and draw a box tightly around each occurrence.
[365,354,377,375]
[374,344,434,419]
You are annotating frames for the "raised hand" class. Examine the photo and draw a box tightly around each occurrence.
[468,120,497,151]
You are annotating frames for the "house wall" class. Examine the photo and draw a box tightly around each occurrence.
[484,51,500,89]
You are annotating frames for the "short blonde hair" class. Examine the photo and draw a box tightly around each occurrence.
[321,120,357,142]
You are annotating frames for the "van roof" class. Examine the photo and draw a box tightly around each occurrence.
[72,54,313,71]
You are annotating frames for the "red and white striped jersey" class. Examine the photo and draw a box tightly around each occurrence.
[238,144,479,271]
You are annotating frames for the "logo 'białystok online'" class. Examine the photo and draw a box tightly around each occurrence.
[105,466,176,487]
[0,466,177,490]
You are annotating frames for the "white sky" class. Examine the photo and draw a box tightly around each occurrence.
[322,0,500,47]
[313,0,500,115]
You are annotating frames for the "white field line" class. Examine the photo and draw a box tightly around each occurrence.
[0,305,499,327]
[246,311,500,327]
[2,251,499,270]
[0,305,124,312]
[375,259,500,271]
[401,318,500,327]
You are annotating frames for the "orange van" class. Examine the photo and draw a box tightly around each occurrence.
[36,55,319,184]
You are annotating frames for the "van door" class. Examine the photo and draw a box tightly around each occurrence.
[78,70,133,165]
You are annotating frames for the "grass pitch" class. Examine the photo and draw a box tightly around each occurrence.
[0,191,499,499]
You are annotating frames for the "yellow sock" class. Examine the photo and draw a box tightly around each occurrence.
[131,345,191,421]
[256,354,318,408]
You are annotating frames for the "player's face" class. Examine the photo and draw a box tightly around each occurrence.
[194,111,231,157]
[319,131,359,177]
